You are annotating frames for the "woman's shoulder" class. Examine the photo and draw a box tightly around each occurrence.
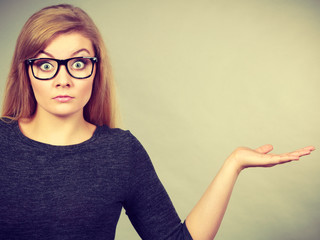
[0,117,16,130]
[96,125,137,143]
[95,125,144,150]
[0,118,18,143]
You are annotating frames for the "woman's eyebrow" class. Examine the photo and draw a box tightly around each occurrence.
[37,49,91,58]
[71,48,91,57]
[38,50,54,58]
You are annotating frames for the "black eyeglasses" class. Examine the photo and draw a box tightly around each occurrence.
[25,57,98,80]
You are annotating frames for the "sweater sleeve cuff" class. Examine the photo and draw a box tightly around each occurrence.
[183,220,193,240]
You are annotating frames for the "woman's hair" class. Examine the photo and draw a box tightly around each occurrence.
[1,4,119,127]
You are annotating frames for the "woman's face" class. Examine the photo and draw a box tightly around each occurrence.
[28,32,96,119]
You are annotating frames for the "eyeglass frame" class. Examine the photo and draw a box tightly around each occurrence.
[25,56,98,80]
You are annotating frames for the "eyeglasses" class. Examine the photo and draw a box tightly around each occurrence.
[25,57,98,80]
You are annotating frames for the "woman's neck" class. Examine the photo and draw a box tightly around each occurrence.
[18,111,96,146]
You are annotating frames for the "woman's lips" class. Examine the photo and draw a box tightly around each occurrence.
[53,95,74,103]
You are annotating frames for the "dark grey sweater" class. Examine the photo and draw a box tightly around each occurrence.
[0,119,192,240]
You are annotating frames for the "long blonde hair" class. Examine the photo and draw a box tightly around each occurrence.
[1,4,118,127]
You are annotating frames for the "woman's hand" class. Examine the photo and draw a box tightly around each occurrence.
[187,144,315,240]
[228,144,315,173]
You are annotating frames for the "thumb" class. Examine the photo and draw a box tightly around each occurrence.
[255,144,273,154]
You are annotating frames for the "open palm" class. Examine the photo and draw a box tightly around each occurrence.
[230,144,315,171]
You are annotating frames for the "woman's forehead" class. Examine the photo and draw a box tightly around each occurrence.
[40,32,94,58]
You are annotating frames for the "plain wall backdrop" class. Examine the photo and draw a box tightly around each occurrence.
[0,0,319,239]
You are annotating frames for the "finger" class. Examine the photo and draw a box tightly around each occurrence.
[295,146,315,152]
[289,151,310,158]
[288,146,315,157]
[248,154,295,168]
[271,154,300,163]
[255,144,273,154]
[303,146,316,151]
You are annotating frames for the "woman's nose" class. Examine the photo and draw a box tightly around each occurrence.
[54,65,72,88]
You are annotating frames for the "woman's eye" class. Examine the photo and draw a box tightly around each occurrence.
[72,60,85,69]
[38,62,54,71]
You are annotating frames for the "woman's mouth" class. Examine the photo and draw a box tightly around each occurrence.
[53,95,74,103]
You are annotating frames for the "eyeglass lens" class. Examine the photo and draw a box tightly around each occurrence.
[31,58,94,79]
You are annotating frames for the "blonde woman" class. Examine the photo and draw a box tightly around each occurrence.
[0,4,315,240]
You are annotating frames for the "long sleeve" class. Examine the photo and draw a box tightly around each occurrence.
[123,134,193,240]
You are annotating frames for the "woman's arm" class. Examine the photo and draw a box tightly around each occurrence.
[185,144,315,240]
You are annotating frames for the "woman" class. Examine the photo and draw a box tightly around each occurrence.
[0,4,314,240]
